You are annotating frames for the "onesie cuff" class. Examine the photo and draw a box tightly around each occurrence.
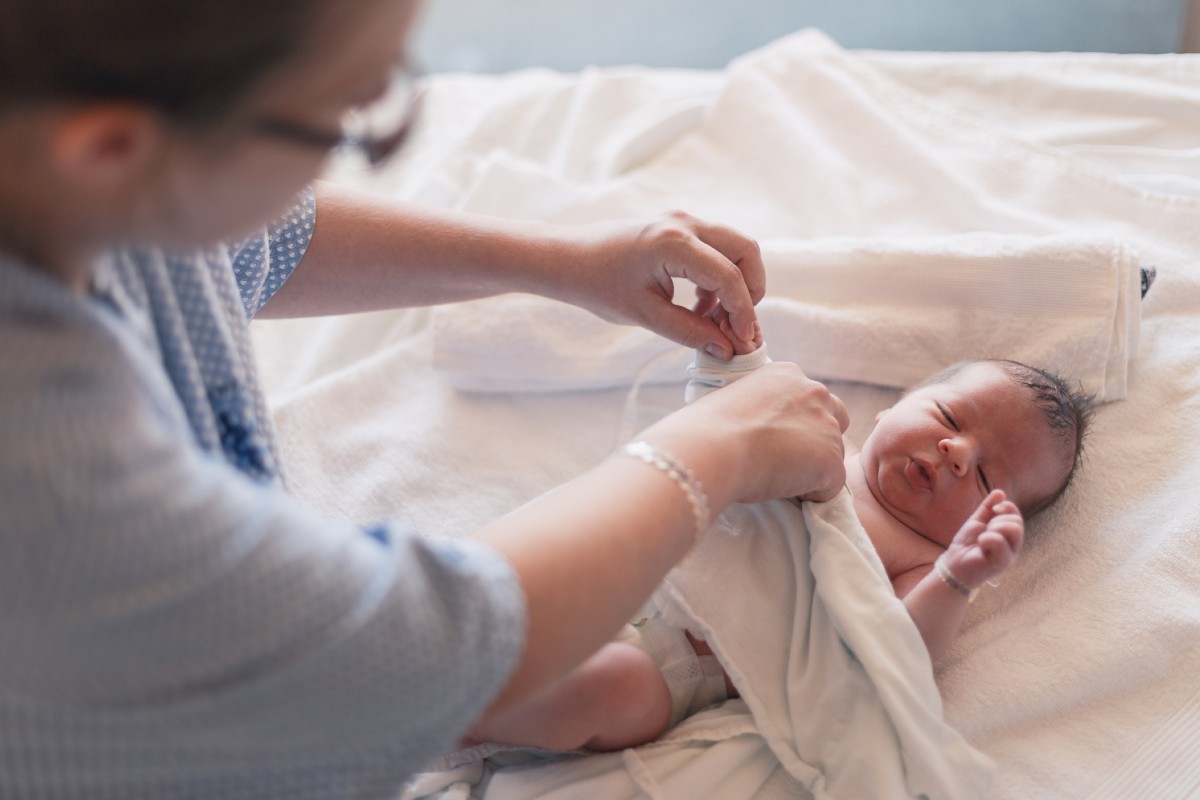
[685,345,772,404]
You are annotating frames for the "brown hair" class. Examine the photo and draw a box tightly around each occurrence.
[913,359,1095,517]
[0,0,325,125]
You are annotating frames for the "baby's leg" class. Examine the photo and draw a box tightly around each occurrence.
[468,641,673,752]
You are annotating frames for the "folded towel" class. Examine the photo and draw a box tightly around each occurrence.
[433,233,1141,401]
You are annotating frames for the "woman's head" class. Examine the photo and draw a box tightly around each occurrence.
[0,0,418,276]
[0,1,324,126]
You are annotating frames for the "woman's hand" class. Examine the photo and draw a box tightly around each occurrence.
[559,211,766,360]
[640,362,850,508]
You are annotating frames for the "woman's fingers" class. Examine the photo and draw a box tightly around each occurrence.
[649,212,765,344]
[653,301,733,359]
[680,238,763,344]
[567,212,767,356]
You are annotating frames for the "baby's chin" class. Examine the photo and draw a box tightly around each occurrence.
[862,458,958,545]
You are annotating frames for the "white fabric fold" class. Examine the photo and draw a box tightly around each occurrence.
[657,493,994,799]
[434,233,1141,401]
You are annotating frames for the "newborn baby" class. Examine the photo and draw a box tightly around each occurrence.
[468,335,1093,753]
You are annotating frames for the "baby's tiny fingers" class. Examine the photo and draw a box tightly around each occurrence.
[969,489,1006,523]
[992,500,1021,517]
[978,535,1018,572]
[1002,522,1025,551]
[978,531,1009,557]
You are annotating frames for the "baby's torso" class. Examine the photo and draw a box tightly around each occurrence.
[859,514,944,582]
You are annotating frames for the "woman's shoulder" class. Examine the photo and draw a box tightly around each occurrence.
[2,258,193,470]
[3,265,160,394]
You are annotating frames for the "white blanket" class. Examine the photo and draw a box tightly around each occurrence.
[253,30,1200,800]
[412,494,993,800]
[659,495,994,799]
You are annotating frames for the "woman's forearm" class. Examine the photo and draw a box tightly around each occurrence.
[256,181,574,318]
[473,456,704,717]
[472,421,748,717]
[255,183,772,361]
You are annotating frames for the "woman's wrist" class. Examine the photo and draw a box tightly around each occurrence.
[635,413,751,519]
[502,220,585,301]
[616,441,710,552]
[437,213,579,301]
[523,221,613,309]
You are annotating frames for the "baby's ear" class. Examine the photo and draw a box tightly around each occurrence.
[874,408,888,425]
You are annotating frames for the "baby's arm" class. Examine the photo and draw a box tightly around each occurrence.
[897,490,1024,661]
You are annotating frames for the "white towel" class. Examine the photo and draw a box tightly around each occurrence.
[433,233,1141,402]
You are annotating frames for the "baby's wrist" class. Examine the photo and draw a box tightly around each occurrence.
[934,556,986,603]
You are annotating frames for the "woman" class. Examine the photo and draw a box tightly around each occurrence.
[0,1,849,796]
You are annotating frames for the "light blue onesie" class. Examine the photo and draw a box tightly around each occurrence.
[0,190,526,799]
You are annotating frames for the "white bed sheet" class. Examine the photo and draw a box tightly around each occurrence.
[253,31,1200,799]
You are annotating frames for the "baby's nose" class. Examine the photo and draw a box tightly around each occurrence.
[938,437,975,476]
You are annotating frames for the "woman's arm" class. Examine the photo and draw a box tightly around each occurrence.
[256,182,766,359]
[474,362,850,716]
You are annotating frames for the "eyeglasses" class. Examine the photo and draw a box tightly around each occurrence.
[253,61,422,167]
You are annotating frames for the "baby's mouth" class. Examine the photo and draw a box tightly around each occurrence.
[905,458,935,492]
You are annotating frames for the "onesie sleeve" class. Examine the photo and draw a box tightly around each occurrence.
[0,303,526,799]
[228,188,317,318]
[684,345,772,404]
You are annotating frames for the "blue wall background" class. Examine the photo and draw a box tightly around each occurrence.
[413,0,1190,73]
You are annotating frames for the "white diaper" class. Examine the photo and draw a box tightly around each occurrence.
[615,613,728,727]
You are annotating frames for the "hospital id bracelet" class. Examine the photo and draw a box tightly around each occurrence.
[934,557,981,603]
[618,441,710,549]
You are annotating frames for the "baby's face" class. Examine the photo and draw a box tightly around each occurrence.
[857,362,1070,546]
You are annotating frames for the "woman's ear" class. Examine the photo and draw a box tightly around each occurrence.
[50,105,165,190]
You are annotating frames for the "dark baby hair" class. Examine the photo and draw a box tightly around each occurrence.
[0,0,325,125]
[913,358,1095,516]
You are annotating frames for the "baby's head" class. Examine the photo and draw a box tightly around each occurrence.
[857,359,1093,546]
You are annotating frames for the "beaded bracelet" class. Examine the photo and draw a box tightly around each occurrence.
[617,441,710,551]
[934,557,981,604]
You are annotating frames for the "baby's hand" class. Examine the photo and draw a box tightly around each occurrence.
[941,489,1024,589]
